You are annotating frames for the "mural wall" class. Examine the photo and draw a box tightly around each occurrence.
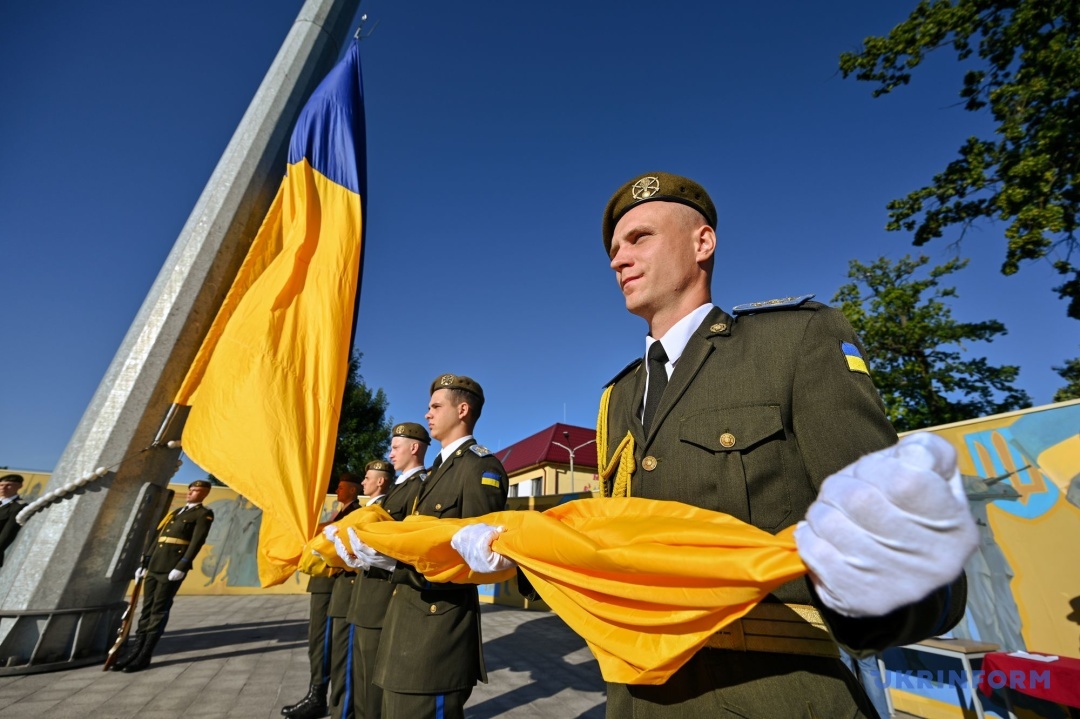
[886,399,1080,718]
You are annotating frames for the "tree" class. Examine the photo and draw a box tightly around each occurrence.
[331,351,392,480]
[840,0,1080,318]
[834,254,1031,430]
[1053,353,1080,400]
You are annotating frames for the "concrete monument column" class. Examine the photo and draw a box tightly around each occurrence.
[0,0,361,674]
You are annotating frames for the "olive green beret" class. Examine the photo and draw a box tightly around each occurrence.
[188,479,212,489]
[365,460,394,474]
[393,422,430,444]
[430,373,484,401]
[0,474,24,485]
[602,172,717,252]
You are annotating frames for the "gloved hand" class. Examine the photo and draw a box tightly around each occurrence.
[134,567,146,581]
[167,569,186,582]
[323,524,339,542]
[347,528,396,572]
[331,533,365,570]
[451,523,515,573]
[794,432,978,618]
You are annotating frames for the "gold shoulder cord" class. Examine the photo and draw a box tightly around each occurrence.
[596,384,635,498]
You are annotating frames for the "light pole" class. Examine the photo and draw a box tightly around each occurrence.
[551,430,596,494]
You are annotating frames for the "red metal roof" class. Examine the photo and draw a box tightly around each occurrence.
[493,423,598,476]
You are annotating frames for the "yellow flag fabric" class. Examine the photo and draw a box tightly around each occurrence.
[328,498,808,685]
[175,42,367,587]
[298,505,393,576]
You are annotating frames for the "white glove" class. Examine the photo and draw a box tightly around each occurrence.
[451,523,515,573]
[323,524,339,541]
[167,569,186,582]
[332,533,365,570]
[347,527,396,572]
[134,567,146,581]
[794,432,978,618]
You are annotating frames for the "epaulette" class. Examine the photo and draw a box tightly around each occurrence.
[603,358,642,388]
[732,294,816,316]
[469,444,492,457]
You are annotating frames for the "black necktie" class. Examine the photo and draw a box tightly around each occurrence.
[430,454,443,473]
[642,342,669,434]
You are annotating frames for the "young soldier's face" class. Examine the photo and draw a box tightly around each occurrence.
[389,436,412,471]
[186,485,210,503]
[426,389,462,443]
[609,201,707,321]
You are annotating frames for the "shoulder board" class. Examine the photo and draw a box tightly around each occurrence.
[469,444,492,457]
[205,509,214,519]
[603,358,642,388]
[732,294,816,316]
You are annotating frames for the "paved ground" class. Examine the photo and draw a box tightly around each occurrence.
[0,595,606,719]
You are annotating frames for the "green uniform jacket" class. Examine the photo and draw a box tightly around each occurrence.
[602,304,966,651]
[346,473,424,628]
[0,497,26,567]
[373,439,509,694]
[142,503,214,574]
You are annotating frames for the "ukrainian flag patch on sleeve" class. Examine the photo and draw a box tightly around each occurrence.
[840,341,870,375]
[481,471,502,488]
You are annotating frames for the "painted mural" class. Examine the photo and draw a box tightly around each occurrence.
[886,399,1080,719]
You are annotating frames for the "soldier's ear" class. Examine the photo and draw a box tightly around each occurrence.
[694,225,716,264]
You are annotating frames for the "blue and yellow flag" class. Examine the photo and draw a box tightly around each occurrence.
[174,40,367,587]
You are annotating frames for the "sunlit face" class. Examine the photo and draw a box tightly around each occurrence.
[0,481,20,499]
[426,388,462,443]
[337,480,359,504]
[609,201,708,321]
[389,436,413,472]
[186,485,210,504]
[362,469,389,498]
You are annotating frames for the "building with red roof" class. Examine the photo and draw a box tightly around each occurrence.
[493,423,599,497]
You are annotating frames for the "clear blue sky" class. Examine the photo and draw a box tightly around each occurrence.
[2,1,1075,484]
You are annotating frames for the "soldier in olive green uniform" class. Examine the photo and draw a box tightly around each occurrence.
[369,375,509,719]
[326,475,363,719]
[594,172,969,718]
[284,474,362,719]
[346,425,429,719]
[0,474,27,568]
[454,173,975,718]
[0,470,26,565]
[111,479,215,673]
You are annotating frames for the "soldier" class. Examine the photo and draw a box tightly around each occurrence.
[454,172,977,718]
[326,474,364,719]
[111,478,215,673]
[346,424,429,719]
[357,375,509,719]
[0,474,27,567]
[284,473,362,719]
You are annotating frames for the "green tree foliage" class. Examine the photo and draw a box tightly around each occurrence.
[840,0,1080,318]
[1053,353,1080,400]
[835,254,1031,430]
[331,351,391,480]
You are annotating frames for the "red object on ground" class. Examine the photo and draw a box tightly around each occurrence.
[978,651,1080,709]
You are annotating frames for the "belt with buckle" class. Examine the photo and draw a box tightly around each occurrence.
[704,603,839,658]
[158,537,190,546]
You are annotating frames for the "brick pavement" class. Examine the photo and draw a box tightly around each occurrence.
[0,595,606,719]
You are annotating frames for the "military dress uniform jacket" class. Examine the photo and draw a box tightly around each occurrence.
[346,474,424,629]
[143,503,214,574]
[0,497,27,567]
[373,440,509,694]
[601,304,966,651]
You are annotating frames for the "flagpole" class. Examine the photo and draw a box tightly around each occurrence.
[0,0,362,675]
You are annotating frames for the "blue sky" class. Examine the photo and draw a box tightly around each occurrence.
[2,1,1075,485]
